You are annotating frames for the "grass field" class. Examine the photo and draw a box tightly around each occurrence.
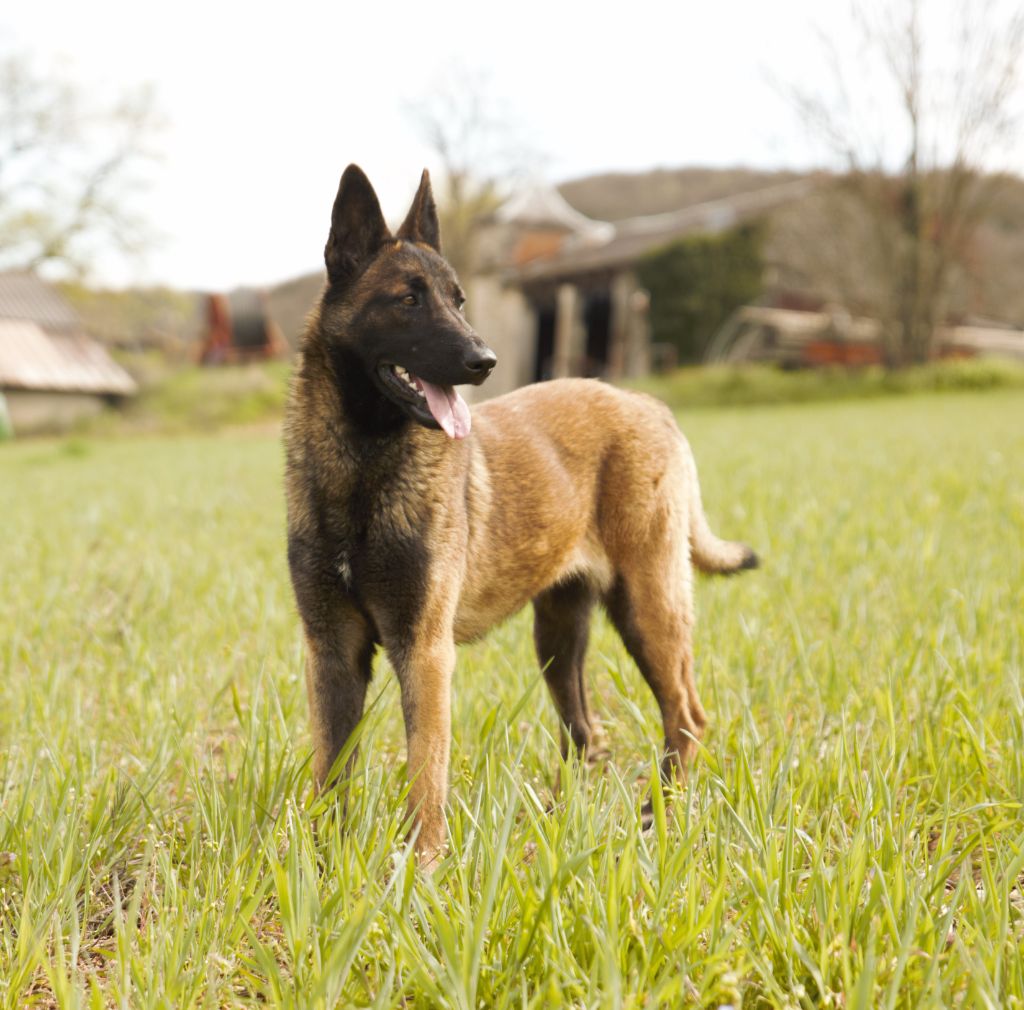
[1,389,1022,1008]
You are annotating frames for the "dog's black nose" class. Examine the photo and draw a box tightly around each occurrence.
[464,347,497,377]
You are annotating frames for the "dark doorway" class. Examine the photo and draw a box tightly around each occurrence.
[533,306,556,381]
[583,294,611,376]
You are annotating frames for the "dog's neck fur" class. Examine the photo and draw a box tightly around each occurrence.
[301,316,410,443]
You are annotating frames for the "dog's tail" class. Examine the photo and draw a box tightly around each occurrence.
[681,440,759,576]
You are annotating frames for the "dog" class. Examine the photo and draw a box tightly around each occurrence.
[284,165,758,863]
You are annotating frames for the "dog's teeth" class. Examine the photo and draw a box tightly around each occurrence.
[391,365,420,393]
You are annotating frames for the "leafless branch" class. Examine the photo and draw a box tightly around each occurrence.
[405,65,543,277]
[781,0,1023,365]
[0,52,162,277]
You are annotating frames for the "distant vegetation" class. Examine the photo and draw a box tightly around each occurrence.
[83,360,292,435]
[637,224,765,364]
[0,396,11,441]
[59,282,202,357]
[631,357,1024,410]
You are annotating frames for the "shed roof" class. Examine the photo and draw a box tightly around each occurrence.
[0,319,137,395]
[512,179,817,283]
[496,185,614,240]
[0,272,81,332]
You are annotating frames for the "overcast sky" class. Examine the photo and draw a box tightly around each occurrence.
[2,0,1022,290]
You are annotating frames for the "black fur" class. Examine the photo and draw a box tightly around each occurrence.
[534,576,597,754]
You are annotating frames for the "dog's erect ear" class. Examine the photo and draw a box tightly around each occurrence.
[325,165,391,284]
[396,169,441,252]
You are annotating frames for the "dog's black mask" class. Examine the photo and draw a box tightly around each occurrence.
[320,165,496,439]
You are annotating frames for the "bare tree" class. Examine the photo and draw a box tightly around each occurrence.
[0,52,161,278]
[406,67,541,277]
[787,0,1024,366]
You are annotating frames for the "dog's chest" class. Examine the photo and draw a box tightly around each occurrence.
[325,463,449,596]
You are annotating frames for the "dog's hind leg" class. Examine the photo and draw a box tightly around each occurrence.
[605,569,703,784]
[533,576,597,759]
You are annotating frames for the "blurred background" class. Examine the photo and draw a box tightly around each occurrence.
[1,0,1023,437]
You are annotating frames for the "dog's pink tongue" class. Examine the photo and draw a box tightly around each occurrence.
[419,379,471,439]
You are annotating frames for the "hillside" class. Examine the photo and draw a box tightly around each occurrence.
[264,271,324,349]
[557,166,807,221]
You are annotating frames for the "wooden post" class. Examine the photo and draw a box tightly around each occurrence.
[552,283,580,379]
[624,287,651,377]
[608,272,633,380]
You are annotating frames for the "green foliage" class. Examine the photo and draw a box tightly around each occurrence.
[85,361,292,435]
[630,357,1024,410]
[0,53,160,277]
[637,224,765,363]
[58,283,201,354]
[133,362,291,431]
[2,392,1023,1006]
[0,393,10,441]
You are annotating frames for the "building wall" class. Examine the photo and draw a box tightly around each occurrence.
[3,390,105,434]
[465,275,536,401]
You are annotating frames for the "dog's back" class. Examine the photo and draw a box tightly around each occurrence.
[454,378,754,642]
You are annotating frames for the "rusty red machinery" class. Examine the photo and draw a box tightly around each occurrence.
[199,290,286,365]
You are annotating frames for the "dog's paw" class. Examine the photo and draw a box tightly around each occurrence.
[416,842,446,874]
[639,799,656,832]
[584,743,612,767]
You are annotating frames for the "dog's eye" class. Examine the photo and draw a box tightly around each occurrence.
[402,293,419,307]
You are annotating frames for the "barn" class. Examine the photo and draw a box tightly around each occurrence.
[466,179,816,400]
[0,272,137,435]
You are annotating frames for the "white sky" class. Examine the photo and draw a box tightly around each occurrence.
[2,0,1022,290]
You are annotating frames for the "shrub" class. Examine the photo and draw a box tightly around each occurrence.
[637,224,764,363]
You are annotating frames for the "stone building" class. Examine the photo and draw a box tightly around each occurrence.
[465,178,814,400]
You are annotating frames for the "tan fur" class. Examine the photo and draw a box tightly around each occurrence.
[287,371,756,863]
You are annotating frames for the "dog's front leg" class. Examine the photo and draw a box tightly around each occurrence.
[391,636,456,868]
[302,607,374,789]
[289,538,375,789]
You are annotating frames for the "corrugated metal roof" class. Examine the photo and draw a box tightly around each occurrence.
[0,320,137,395]
[0,272,81,331]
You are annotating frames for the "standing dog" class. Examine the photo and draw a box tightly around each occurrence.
[285,165,758,863]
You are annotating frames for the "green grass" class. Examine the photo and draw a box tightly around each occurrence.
[631,357,1024,410]
[1,390,1022,1007]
